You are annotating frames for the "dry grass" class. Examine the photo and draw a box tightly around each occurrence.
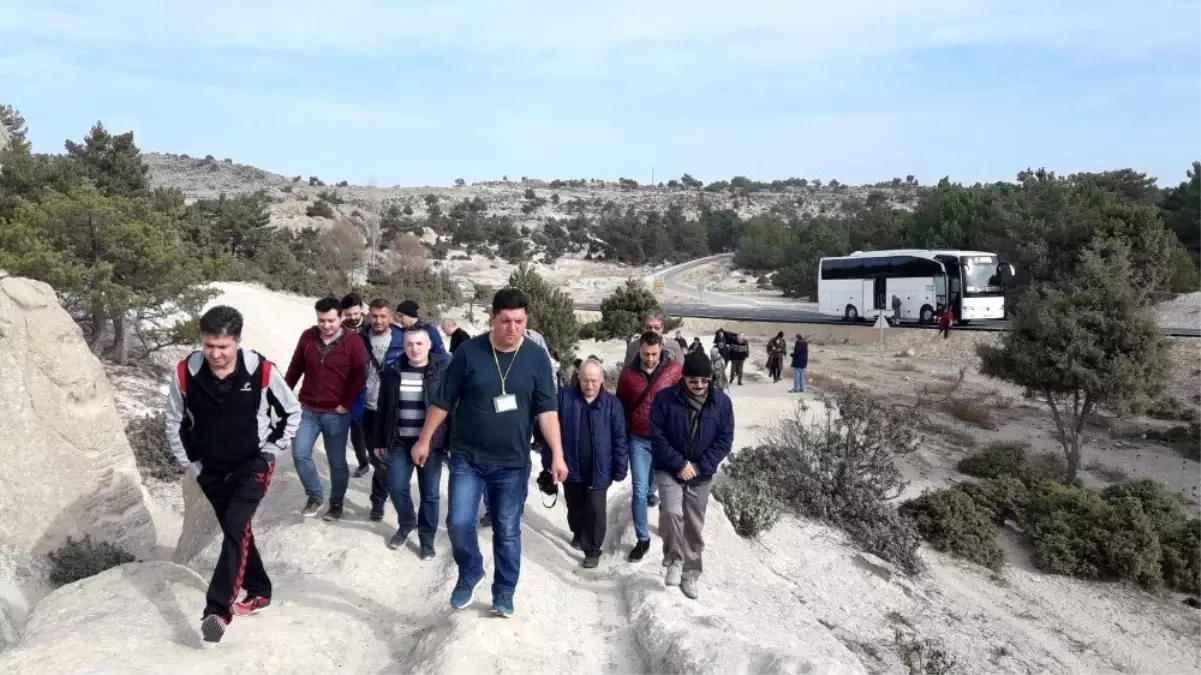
[948,396,998,430]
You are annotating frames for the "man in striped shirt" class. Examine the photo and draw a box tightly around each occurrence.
[373,325,452,558]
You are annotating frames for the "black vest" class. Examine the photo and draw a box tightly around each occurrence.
[181,352,266,473]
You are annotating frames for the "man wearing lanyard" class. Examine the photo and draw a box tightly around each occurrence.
[410,287,568,618]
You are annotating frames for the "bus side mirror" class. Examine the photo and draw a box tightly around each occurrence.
[999,263,1015,277]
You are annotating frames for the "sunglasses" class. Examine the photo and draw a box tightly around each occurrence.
[684,377,711,385]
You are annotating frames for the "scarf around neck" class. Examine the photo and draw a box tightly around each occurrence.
[680,384,709,442]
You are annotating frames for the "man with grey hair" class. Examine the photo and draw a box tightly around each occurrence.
[622,312,684,366]
[441,317,472,355]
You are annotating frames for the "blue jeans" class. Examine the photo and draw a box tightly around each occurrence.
[793,367,805,392]
[629,436,655,542]
[291,408,351,505]
[388,438,444,550]
[446,456,528,598]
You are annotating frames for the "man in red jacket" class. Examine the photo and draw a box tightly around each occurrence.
[285,296,368,521]
[615,331,683,562]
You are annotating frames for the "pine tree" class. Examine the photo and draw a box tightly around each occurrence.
[506,262,578,361]
[64,122,150,198]
[597,278,678,339]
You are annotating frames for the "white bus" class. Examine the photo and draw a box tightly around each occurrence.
[817,249,1014,325]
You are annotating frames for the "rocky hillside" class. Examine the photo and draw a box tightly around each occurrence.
[144,152,915,236]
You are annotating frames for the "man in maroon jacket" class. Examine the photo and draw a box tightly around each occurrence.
[615,331,683,561]
[285,296,368,521]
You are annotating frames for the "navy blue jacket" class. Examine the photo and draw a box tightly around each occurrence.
[791,339,809,369]
[650,384,734,483]
[543,387,629,490]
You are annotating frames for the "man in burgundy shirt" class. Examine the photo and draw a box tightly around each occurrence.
[285,296,368,520]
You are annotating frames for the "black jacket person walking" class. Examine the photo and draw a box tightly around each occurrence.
[165,306,301,644]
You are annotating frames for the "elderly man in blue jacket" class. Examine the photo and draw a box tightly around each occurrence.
[544,358,628,568]
[650,349,734,600]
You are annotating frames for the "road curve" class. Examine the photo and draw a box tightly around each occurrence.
[574,254,1201,339]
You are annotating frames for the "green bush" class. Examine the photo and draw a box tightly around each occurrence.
[713,475,782,538]
[957,441,1066,484]
[900,488,1005,570]
[955,476,1030,526]
[1024,482,1164,588]
[125,411,182,481]
[715,389,924,574]
[47,535,137,587]
[1160,519,1201,594]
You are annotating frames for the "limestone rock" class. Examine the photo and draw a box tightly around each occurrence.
[0,277,160,647]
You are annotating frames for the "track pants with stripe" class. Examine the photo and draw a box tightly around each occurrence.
[198,454,274,621]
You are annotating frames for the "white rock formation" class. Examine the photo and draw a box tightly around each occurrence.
[0,277,161,647]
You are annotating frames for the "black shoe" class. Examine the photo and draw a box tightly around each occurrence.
[627,539,650,562]
[647,493,659,508]
[300,498,322,518]
[369,498,385,521]
[322,504,343,521]
[582,553,601,569]
[201,614,227,643]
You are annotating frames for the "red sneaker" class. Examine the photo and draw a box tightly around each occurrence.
[233,595,271,616]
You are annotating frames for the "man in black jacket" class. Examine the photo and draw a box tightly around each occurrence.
[165,306,301,644]
[373,325,452,558]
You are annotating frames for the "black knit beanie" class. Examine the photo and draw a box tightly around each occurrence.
[683,349,713,378]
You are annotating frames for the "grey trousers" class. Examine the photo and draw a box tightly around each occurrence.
[656,472,712,573]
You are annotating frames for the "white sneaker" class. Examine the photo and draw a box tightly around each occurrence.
[665,561,683,587]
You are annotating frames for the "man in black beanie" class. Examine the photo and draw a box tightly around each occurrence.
[648,348,734,600]
[393,300,449,357]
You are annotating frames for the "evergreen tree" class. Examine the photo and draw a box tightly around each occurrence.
[506,262,578,362]
[64,122,150,198]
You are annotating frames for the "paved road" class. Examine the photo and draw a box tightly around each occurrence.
[574,254,1201,339]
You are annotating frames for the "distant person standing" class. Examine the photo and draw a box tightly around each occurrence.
[285,296,368,520]
[441,317,471,354]
[673,331,688,353]
[789,334,809,393]
[891,294,903,325]
[726,334,749,385]
[765,331,786,383]
[709,344,728,391]
[165,305,301,643]
[651,349,734,600]
[623,312,684,366]
[352,299,406,520]
[393,300,449,357]
[373,325,452,558]
[615,331,683,561]
[410,288,567,618]
[549,359,628,568]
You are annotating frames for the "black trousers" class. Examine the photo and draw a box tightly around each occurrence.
[198,455,273,621]
[349,416,370,469]
[360,409,389,504]
[730,360,745,384]
[767,355,782,380]
[564,482,608,556]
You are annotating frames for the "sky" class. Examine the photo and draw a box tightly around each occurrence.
[1,1,1198,188]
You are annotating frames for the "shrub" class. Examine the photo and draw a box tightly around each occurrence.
[900,488,1005,570]
[47,535,137,587]
[1024,482,1163,588]
[595,279,681,339]
[957,441,1066,485]
[1160,519,1201,594]
[305,199,335,218]
[948,396,996,429]
[712,473,782,538]
[125,412,182,481]
[955,476,1030,525]
[714,388,924,573]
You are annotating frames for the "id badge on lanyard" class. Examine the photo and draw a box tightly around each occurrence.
[492,339,523,414]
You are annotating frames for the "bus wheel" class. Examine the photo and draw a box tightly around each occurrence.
[844,305,859,321]
[920,305,934,324]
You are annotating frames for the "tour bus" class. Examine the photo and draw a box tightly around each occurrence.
[817,249,1015,325]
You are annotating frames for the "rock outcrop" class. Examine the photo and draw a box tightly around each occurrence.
[0,277,160,647]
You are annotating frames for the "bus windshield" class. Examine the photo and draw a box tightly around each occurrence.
[961,257,1003,295]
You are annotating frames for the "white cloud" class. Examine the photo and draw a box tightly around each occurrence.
[1,0,1195,76]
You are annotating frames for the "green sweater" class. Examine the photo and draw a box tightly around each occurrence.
[430,333,557,467]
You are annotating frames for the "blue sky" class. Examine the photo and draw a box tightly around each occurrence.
[1,0,1198,188]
